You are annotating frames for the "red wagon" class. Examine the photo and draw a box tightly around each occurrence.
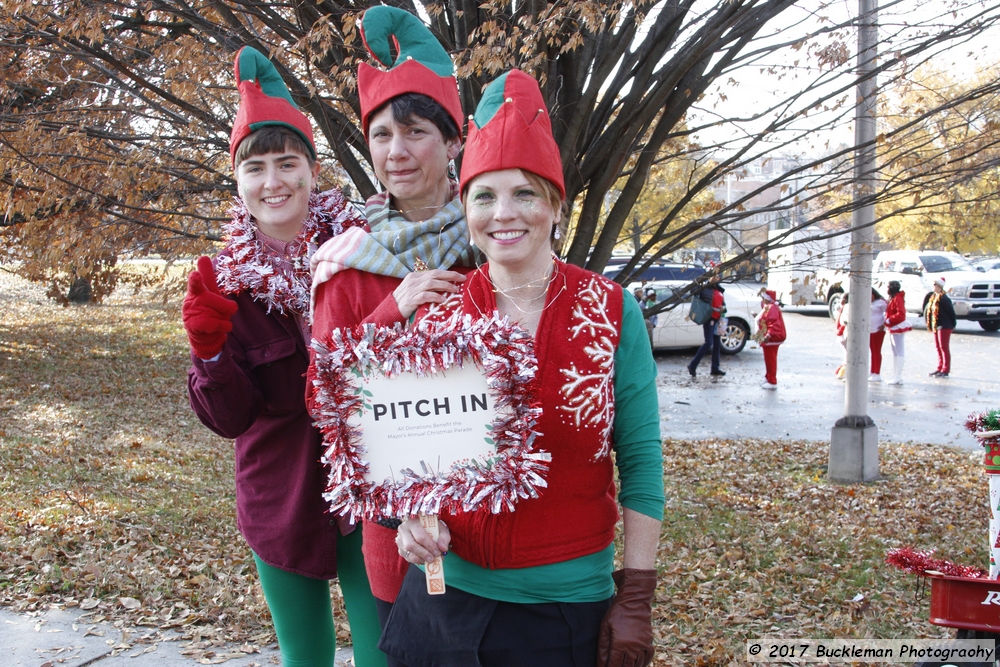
[928,573,1000,634]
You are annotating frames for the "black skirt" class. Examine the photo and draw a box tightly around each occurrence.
[379,564,612,667]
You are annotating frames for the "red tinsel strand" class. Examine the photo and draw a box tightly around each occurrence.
[885,546,989,578]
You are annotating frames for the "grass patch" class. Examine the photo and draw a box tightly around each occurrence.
[0,267,989,664]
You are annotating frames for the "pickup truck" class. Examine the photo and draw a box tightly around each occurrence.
[824,251,1000,331]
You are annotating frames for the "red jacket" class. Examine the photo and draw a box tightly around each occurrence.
[885,292,911,332]
[760,303,786,344]
[188,290,340,579]
[307,267,473,601]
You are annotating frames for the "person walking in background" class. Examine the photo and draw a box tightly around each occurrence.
[183,47,386,667]
[883,280,911,385]
[869,288,887,383]
[924,276,956,378]
[834,293,849,380]
[687,276,726,377]
[756,289,786,389]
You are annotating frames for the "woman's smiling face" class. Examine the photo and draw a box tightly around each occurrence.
[235,147,319,241]
[465,169,560,274]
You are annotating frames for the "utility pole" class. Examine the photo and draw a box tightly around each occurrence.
[830,0,880,482]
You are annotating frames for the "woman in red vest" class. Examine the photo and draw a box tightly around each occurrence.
[382,70,665,667]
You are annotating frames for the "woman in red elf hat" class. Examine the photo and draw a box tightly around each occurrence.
[383,69,664,667]
[183,47,386,667]
[305,4,479,645]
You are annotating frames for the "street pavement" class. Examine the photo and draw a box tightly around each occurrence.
[4,310,998,666]
[0,608,351,666]
[657,307,1000,449]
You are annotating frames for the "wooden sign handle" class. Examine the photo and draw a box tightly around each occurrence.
[420,514,446,595]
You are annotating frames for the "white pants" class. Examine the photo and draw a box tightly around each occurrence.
[889,332,905,357]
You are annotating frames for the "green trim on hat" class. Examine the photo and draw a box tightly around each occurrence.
[361,6,454,77]
[237,47,299,108]
[472,71,511,129]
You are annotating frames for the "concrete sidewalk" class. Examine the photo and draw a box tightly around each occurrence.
[1,604,354,666]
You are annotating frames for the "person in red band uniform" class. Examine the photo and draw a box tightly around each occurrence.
[869,288,888,382]
[380,69,664,667]
[183,47,385,667]
[923,276,956,377]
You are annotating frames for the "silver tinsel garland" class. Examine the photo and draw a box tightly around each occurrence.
[214,189,365,315]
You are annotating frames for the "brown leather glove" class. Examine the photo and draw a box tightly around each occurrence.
[596,568,657,667]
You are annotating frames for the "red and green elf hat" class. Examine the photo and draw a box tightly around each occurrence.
[459,70,565,198]
[229,46,316,166]
[357,6,463,138]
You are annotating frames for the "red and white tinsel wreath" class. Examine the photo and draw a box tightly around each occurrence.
[310,313,549,522]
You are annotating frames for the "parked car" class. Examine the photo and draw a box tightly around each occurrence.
[603,261,706,287]
[974,257,1000,273]
[640,280,760,354]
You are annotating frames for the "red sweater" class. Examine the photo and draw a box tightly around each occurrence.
[760,303,786,344]
[307,267,474,601]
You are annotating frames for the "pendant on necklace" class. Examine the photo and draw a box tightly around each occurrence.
[413,258,429,272]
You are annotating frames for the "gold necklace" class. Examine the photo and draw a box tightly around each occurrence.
[488,261,566,316]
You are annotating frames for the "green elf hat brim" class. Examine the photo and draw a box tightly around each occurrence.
[230,46,316,166]
[460,70,565,199]
[357,6,463,137]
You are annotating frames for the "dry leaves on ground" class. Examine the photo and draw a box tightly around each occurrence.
[0,267,991,666]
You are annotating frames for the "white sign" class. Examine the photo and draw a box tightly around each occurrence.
[350,364,500,484]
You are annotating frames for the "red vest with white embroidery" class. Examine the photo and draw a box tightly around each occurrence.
[419,260,623,569]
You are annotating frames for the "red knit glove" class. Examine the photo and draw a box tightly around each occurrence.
[182,256,238,360]
[597,568,657,667]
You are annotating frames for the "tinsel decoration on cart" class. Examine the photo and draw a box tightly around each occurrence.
[885,409,1000,580]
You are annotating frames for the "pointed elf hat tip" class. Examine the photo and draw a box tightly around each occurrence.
[460,70,565,199]
[357,6,463,137]
[230,46,316,166]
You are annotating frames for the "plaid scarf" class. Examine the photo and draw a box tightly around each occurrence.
[311,183,478,283]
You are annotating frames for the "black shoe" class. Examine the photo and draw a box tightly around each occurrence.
[938,372,949,377]
[929,370,942,376]
[710,370,726,376]
[687,365,696,377]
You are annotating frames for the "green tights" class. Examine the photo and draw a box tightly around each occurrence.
[253,528,387,667]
